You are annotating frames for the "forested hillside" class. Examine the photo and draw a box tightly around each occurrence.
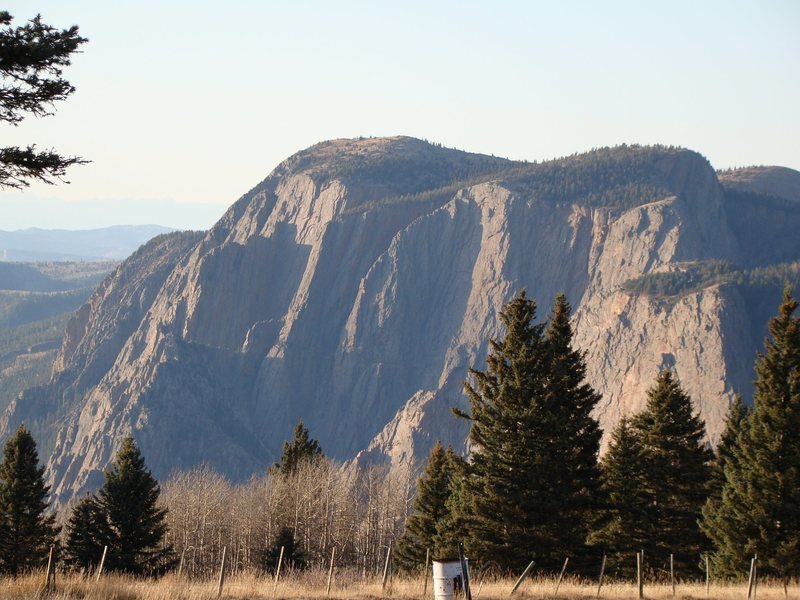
[0,261,115,414]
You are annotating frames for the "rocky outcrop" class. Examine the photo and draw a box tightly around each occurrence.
[0,231,202,473]
[2,137,798,502]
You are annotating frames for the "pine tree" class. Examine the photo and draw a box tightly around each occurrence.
[542,294,602,562]
[274,421,323,476]
[702,289,800,581]
[0,12,88,188]
[0,425,59,576]
[456,291,601,572]
[264,527,305,572]
[395,442,452,568]
[430,448,471,560]
[588,417,651,577]
[395,443,471,569]
[630,370,713,575]
[93,436,175,575]
[63,494,103,573]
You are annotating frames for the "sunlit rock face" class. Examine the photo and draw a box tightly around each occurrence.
[3,136,798,502]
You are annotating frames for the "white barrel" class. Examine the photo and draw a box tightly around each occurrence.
[432,559,467,600]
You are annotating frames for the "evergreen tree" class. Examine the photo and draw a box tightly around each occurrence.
[588,417,651,577]
[274,421,323,476]
[630,370,713,575]
[542,294,603,561]
[395,443,470,569]
[264,527,305,572]
[702,289,800,581]
[395,442,452,568]
[708,395,749,501]
[0,12,88,188]
[456,290,601,572]
[430,448,471,560]
[93,436,174,575]
[0,425,59,576]
[63,494,103,573]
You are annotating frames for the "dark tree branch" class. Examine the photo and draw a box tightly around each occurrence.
[0,12,88,188]
[0,145,88,188]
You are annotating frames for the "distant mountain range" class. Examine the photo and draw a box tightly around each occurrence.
[0,225,175,262]
[0,137,799,505]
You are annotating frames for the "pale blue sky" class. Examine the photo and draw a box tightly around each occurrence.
[2,1,798,230]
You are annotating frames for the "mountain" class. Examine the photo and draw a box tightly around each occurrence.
[1,137,799,503]
[0,225,174,262]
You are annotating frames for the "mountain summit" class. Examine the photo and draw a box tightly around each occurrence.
[2,137,799,502]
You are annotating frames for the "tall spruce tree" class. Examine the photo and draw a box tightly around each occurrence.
[542,294,602,562]
[630,370,713,575]
[274,421,323,476]
[588,417,651,577]
[0,425,59,576]
[456,291,601,572]
[702,289,800,581]
[93,436,174,575]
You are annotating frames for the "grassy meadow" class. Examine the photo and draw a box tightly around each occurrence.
[1,569,795,600]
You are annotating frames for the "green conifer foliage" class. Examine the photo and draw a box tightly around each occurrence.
[702,289,800,581]
[707,395,749,502]
[264,527,305,572]
[630,370,713,575]
[457,291,601,572]
[396,442,464,568]
[63,494,103,573]
[588,417,651,577]
[543,294,603,561]
[0,424,58,576]
[94,436,174,575]
[275,421,323,476]
[431,448,471,560]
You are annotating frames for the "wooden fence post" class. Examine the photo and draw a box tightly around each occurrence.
[637,550,644,600]
[554,557,569,596]
[747,556,756,599]
[596,554,606,599]
[381,545,392,592]
[423,548,430,597]
[326,546,337,597]
[43,544,56,592]
[510,560,535,596]
[705,554,710,596]
[670,553,675,597]
[217,546,227,598]
[458,542,472,600]
[96,545,107,582]
[272,545,284,597]
[753,554,758,599]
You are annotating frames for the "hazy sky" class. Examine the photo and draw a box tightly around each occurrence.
[2,1,798,231]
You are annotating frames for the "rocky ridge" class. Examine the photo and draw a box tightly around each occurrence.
[2,137,799,502]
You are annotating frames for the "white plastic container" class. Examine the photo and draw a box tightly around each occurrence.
[432,559,467,600]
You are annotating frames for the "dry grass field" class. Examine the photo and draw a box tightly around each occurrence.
[0,569,796,600]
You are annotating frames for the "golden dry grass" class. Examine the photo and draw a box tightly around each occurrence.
[1,569,796,600]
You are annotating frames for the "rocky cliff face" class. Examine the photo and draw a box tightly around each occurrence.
[2,137,798,502]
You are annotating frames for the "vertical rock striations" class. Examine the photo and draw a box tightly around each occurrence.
[1,137,798,502]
